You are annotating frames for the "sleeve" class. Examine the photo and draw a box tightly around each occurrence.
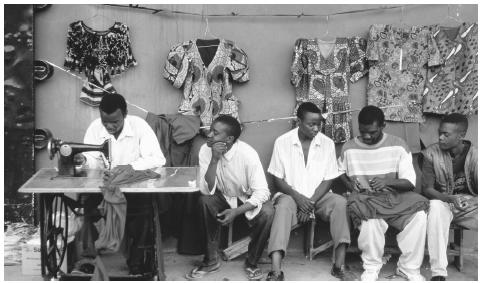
[426,27,442,67]
[337,146,348,175]
[64,21,83,72]
[198,144,217,195]
[129,120,166,170]
[398,147,416,187]
[290,39,307,87]
[111,23,137,75]
[420,151,436,191]
[267,139,285,179]
[366,25,380,62]
[83,121,106,169]
[162,43,189,89]
[348,36,369,83]
[325,140,342,180]
[245,152,270,208]
[227,42,249,83]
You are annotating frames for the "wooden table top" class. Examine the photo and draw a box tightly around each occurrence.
[18,167,200,193]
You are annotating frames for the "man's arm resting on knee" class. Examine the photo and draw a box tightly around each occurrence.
[310,178,335,204]
[271,175,313,213]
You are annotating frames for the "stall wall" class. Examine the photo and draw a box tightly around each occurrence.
[34,4,478,248]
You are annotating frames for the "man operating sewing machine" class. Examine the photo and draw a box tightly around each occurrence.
[73,93,166,275]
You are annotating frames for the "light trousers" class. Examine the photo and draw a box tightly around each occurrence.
[427,199,478,277]
[358,210,427,279]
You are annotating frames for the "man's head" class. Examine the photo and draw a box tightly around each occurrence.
[296,102,322,140]
[206,115,242,148]
[358,105,386,145]
[99,93,127,136]
[438,113,468,151]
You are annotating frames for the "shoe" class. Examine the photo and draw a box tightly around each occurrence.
[266,271,285,281]
[431,276,446,281]
[331,264,358,281]
[395,268,425,281]
[361,270,379,281]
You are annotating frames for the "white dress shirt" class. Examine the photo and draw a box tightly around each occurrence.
[199,140,270,220]
[83,115,166,170]
[268,128,341,199]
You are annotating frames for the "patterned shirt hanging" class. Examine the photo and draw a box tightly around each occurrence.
[367,24,442,122]
[163,39,249,127]
[291,37,368,143]
[423,23,478,115]
[64,21,137,106]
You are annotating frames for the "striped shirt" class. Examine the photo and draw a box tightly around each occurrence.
[337,133,416,190]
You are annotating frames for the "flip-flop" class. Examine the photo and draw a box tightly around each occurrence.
[245,266,263,281]
[185,261,221,280]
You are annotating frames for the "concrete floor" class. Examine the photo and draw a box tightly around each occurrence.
[4,247,478,281]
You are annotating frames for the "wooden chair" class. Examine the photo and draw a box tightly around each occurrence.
[447,224,467,271]
[220,217,333,261]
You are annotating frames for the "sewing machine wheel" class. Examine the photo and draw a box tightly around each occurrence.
[42,195,69,277]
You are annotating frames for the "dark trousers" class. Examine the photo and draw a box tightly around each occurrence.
[198,189,274,266]
[74,193,154,269]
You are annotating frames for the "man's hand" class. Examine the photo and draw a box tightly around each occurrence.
[293,192,314,213]
[369,177,390,192]
[217,208,239,226]
[447,195,477,211]
[73,153,86,166]
[297,210,312,224]
[211,142,227,161]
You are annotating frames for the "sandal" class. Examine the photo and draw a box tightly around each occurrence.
[185,261,221,280]
[245,266,263,281]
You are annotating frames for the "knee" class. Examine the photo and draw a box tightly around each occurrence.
[428,200,445,216]
[258,203,275,224]
[332,195,348,212]
[277,195,297,211]
[198,194,215,209]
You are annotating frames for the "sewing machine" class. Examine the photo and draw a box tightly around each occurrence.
[47,138,111,177]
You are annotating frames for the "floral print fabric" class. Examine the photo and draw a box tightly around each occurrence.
[64,21,137,106]
[163,39,249,127]
[367,24,442,122]
[291,37,368,143]
[423,23,478,115]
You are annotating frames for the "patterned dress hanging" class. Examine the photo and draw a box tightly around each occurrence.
[163,39,249,127]
[423,22,478,115]
[291,37,368,143]
[367,24,442,122]
[64,21,137,106]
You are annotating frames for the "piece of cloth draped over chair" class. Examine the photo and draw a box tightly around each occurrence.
[145,112,207,254]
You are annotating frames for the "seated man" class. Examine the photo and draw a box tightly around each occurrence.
[266,102,355,281]
[75,93,166,275]
[338,105,428,281]
[185,115,273,281]
[421,113,477,281]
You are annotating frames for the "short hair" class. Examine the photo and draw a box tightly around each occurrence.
[296,102,321,120]
[441,113,468,132]
[213,115,242,141]
[358,105,385,126]
[99,93,127,115]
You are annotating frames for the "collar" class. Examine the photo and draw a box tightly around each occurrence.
[99,115,134,140]
[223,140,239,161]
[292,128,322,147]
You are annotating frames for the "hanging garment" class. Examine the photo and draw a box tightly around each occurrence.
[64,21,137,106]
[290,37,368,143]
[163,38,249,127]
[367,24,442,122]
[423,23,478,115]
[145,113,205,255]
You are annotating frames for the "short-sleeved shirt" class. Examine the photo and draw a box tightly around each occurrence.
[83,115,166,170]
[199,140,270,220]
[268,128,341,199]
[163,39,249,127]
[290,37,368,143]
[422,141,471,195]
[338,133,416,190]
[367,24,442,122]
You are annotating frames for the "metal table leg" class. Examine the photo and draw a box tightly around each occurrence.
[152,195,166,280]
